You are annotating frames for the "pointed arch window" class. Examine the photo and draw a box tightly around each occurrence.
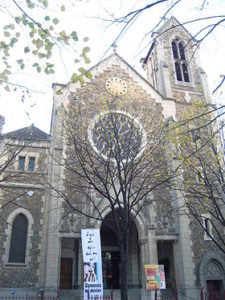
[172,38,190,83]
[9,214,28,263]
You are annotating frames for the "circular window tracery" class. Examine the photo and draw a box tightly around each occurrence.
[88,110,147,163]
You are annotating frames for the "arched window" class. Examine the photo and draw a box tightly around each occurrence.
[172,41,178,59]
[9,214,28,263]
[175,62,182,81]
[172,38,190,83]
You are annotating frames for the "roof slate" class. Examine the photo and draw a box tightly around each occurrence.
[3,124,50,140]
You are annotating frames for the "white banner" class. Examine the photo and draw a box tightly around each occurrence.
[81,229,103,300]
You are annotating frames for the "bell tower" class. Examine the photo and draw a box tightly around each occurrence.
[142,17,211,106]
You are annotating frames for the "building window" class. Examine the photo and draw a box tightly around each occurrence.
[17,155,36,172]
[18,156,25,171]
[8,214,28,263]
[202,214,213,240]
[172,38,190,83]
[28,157,35,171]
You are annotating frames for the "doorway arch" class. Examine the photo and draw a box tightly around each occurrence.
[100,211,141,289]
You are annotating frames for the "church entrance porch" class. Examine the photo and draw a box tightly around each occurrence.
[60,238,80,290]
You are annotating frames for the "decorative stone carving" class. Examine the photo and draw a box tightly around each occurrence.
[205,260,223,278]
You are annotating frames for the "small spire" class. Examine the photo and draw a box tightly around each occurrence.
[112,43,117,53]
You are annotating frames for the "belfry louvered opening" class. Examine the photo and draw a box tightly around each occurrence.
[172,38,190,83]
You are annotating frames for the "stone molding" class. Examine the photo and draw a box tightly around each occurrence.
[3,208,34,268]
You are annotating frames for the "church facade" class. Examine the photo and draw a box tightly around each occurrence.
[0,18,224,299]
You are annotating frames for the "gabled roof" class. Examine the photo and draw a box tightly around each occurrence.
[157,16,195,40]
[142,16,196,64]
[74,51,164,100]
[63,51,176,120]
[3,124,50,141]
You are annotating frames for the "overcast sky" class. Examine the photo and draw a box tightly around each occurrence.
[1,0,225,133]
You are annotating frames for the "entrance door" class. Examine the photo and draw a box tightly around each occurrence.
[102,251,120,289]
[207,280,223,300]
[60,258,73,289]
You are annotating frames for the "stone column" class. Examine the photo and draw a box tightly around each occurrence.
[139,239,148,288]
[170,158,197,299]
[44,190,61,290]
[147,228,158,264]
[78,239,82,288]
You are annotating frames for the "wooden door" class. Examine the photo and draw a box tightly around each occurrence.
[60,258,73,289]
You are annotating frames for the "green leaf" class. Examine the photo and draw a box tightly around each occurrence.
[4,85,10,92]
[52,18,59,25]
[20,63,25,70]
[17,59,23,64]
[24,47,30,53]
[71,31,78,41]
[27,1,35,9]
[15,17,21,24]
[43,0,48,7]
[85,71,92,80]
[36,39,44,49]
[44,67,50,74]
[46,51,52,59]
[16,32,20,37]
[38,29,43,36]
[71,73,78,83]
[38,53,46,58]
[9,37,17,47]
[78,75,84,85]
[37,66,41,73]
[28,22,34,29]
[83,46,90,53]
[45,16,50,21]
[59,30,66,38]
[4,31,10,37]
[74,59,80,63]
[61,5,65,11]
[78,67,86,74]
[22,15,28,25]
[9,24,15,30]
[0,41,7,49]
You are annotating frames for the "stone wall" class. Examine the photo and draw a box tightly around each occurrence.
[0,140,49,288]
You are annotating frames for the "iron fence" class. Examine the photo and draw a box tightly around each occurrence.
[154,289,178,300]
[87,289,113,300]
[202,291,225,300]
[0,297,58,300]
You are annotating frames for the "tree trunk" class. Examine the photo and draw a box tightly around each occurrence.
[119,236,129,300]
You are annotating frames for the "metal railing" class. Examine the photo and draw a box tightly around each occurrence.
[0,297,58,300]
[154,289,178,300]
[201,289,225,300]
[87,289,113,300]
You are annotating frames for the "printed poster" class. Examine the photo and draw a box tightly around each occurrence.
[81,229,103,300]
[145,264,166,290]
